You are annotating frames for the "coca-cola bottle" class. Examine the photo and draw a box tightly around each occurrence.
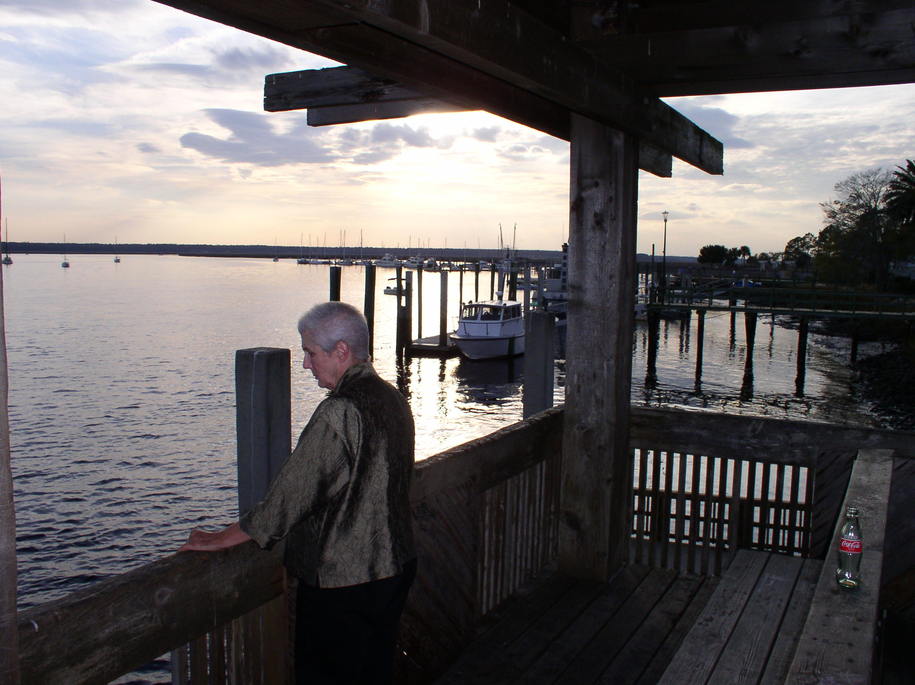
[835,506,862,589]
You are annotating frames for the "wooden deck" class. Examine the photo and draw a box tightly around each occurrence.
[433,550,819,685]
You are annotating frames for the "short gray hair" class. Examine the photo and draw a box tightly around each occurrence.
[297,302,370,361]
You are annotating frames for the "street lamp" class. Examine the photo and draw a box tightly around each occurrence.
[661,210,669,303]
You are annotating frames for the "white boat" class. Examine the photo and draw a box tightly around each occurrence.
[374,254,400,267]
[449,300,525,360]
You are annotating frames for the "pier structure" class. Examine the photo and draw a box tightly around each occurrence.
[646,285,915,393]
[4,2,915,684]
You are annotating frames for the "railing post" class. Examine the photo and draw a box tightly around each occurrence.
[236,348,291,513]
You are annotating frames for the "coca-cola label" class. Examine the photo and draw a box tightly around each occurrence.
[840,538,862,553]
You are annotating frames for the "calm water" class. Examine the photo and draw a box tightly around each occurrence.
[5,253,882,627]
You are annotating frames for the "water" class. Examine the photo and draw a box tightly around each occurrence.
[3,254,885,678]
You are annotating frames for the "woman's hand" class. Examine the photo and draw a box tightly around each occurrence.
[179,522,251,552]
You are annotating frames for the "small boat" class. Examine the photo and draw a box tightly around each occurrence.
[449,300,525,360]
[61,234,70,268]
[113,236,120,263]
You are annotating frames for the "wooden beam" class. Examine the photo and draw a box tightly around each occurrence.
[308,0,722,174]
[787,449,894,685]
[266,66,673,177]
[560,114,638,580]
[577,7,915,96]
[153,0,722,174]
[18,543,285,685]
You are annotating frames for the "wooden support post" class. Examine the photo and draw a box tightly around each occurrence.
[508,270,517,301]
[364,264,376,356]
[523,310,554,418]
[743,311,757,383]
[397,271,413,354]
[646,308,660,387]
[695,308,706,388]
[458,267,464,317]
[416,266,423,340]
[474,262,480,302]
[235,348,291,514]
[0,234,20,684]
[329,266,341,301]
[796,317,809,396]
[560,114,638,580]
[439,270,448,347]
[489,263,495,300]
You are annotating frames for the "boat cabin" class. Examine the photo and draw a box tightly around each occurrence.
[460,302,522,322]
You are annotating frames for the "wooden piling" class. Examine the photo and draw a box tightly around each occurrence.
[523,310,555,418]
[489,263,495,300]
[744,312,757,383]
[796,316,809,395]
[397,271,414,354]
[646,308,660,386]
[695,308,706,387]
[329,266,341,301]
[474,262,480,301]
[363,265,376,356]
[416,266,424,340]
[439,270,448,347]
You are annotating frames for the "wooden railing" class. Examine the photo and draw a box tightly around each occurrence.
[627,409,913,576]
[17,406,912,683]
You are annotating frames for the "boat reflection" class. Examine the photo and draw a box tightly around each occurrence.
[453,357,523,406]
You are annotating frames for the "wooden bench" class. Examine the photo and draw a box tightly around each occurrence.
[658,449,894,685]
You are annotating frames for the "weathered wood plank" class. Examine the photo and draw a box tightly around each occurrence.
[432,572,584,684]
[656,549,768,684]
[579,8,915,96]
[759,558,822,685]
[521,565,655,684]
[629,407,915,463]
[560,115,638,580]
[787,449,894,685]
[706,552,803,684]
[18,543,284,685]
[635,575,720,685]
[598,572,707,684]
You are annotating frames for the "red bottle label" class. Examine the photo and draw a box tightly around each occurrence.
[840,538,862,553]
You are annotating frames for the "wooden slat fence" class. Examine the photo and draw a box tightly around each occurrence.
[628,449,815,575]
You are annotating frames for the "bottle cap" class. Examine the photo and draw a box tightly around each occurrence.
[846,506,859,516]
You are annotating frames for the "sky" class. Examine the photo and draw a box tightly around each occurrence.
[0,1,913,257]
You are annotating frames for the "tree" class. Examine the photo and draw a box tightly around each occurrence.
[886,159,915,227]
[815,168,896,288]
[697,244,728,264]
[784,233,816,268]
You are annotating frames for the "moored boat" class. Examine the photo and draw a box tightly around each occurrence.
[449,300,525,360]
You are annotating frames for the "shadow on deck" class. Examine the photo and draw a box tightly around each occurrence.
[435,550,817,685]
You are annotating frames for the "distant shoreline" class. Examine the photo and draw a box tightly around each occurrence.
[0,242,699,265]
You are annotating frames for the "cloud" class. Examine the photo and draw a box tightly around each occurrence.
[668,100,754,149]
[180,108,335,166]
[471,126,500,142]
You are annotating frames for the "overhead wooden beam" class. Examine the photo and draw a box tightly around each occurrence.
[577,6,915,96]
[152,0,721,175]
[265,66,673,177]
[307,0,722,174]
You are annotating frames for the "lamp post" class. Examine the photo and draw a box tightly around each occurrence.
[661,210,669,304]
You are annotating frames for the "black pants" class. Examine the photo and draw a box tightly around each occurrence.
[294,559,417,685]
